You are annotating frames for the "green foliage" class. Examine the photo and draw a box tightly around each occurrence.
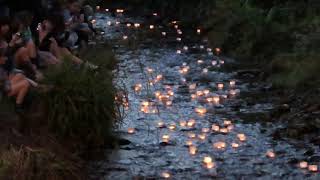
[41,45,117,146]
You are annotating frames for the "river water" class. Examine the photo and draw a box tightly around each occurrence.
[88,10,320,180]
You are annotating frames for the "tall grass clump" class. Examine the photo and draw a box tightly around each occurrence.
[41,45,118,147]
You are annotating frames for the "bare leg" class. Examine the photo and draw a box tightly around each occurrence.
[8,78,30,104]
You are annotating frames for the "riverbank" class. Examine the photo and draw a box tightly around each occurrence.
[0,43,118,180]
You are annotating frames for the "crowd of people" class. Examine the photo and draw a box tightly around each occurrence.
[0,0,96,112]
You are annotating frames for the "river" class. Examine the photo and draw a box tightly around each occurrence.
[88,9,320,179]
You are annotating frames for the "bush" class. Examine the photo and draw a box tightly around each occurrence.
[41,45,118,147]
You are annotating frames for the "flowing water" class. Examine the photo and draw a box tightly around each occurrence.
[89,10,320,180]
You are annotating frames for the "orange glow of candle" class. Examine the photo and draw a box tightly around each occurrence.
[202,128,210,133]
[220,128,229,134]
[198,133,207,140]
[196,91,204,97]
[203,89,210,96]
[134,23,140,28]
[156,74,163,81]
[177,50,182,54]
[308,165,318,172]
[203,156,212,164]
[211,124,220,132]
[96,6,100,10]
[224,120,232,126]
[187,119,196,127]
[126,23,131,27]
[179,120,187,127]
[176,37,182,41]
[134,84,142,92]
[186,140,193,146]
[215,48,221,54]
[205,162,215,169]
[213,96,220,104]
[149,25,154,29]
[231,142,239,148]
[191,94,197,99]
[197,29,201,34]
[195,107,207,115]
[157,121,165,128]
[153,13,158,16]
[166,101,173,106]
[299,161,308,169]
[127,128,135,134]
[188,133,196,139]
[189,145,197,155]
[266,150,276,158]
[213,141,226,149]
[174,25,179,29]
[197,60,204,64]
[162,32,167,36]
[162,134,170,143]
[217,83,224,90]
[161,172,171,179]
[168,124,176,130]
[230,80,236,87]
[237,133,246,141]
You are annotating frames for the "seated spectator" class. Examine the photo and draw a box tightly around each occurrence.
[37,13,83,64]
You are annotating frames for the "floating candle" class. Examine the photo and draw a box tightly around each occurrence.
[186,140,193,146]
[213,141,226,149]
[107,21,112,26]
[213,96,220,104]
[237,133,246,141]
[116,21,120,25]
[266,150,276,158]
[203,68,208,73]
[162,134,170,143]
[203,156,212,164]
[308,165,318,172]
[157,121,165,128]
[174,25,179,29]
[230,80,236,87]
[149,25,154,29]
[134,23,140,28]
[141,101,150,107]
[203,89,210,96]
[156,74,163,81]
[96,6,100,10]
[168,124,176,130]
[189,145,197,155]
[176,50,182,54]
[183,46,188,51]
[161,172,171,179]
[177,30,183,35]
[220,60,225,64]
[162,32,167,36]
[187,119,196,127]
[127,128,135,134]
[196,91,204,96]
[217,83,224,90]
[188,133,196,138]
[134,84,142,92]
[197,29,201,34]
[212,61,217,66]
[116,9,124,13]
[180,120,187,127]
[123,35,128,40]
[207,48,212,52]
[200,45,204,49]
[105,9,109,12]
[155,91,161,98]
[166,101,173,106]
[206,97,213,103]
[197,60,204,64]
[176,37,182,41]
[168,90,174,96]
[189,84,197,90]
[215,48,221,54]
[198,134,206,140]
[211,124,220,132]
[231,142,239,148]
[299,161,308,169]
[202,128,210,133]
[224,120,232,126]
[220,128,229,134]
[91,19,96,24]
[153,13,158,16]
[126,23,131,27]
[191,94,197,99]
[195,107,207,115]
[205,162,215,169]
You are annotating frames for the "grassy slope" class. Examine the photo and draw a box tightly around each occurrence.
[0,44,117,180]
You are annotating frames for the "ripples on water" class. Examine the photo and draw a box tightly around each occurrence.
[89,10,320,179]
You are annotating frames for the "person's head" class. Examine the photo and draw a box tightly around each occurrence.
[42,13,65,34]
[0,17,10,38]
[11,11,34,32]
[66,0,81,14]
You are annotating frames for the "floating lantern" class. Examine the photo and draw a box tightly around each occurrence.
[176,37,182,41]
[107,21,112,26]
[186,140,193,146]
[220,128,229,134]
[141,101,150,107]
[195,107,207,115]
[224,120,232,126]
[308,165,318,172]
[266,150,276,158]
[146,68,154,73]
[203,89,210,96]
[202,128,210,133]
[126,23,131,27]
[187,119,196,127]
[230,80,236,87]
[153,13,158,16]
[237,134,246,142]
[189,145,197,155]
[198,134,207,140]
[134,23,140,28]
[207,48,212,52]
[231,142,239,148]
[191,94,197,99]
[162,134,170,143]
[215,48,221,55]
[217,83,224,90]
[188,133,196,139]
[165,101,172,106]
[115,21,120,25]
[96,6,100,10]
[197,29,201,34]
[161,172,171,179]
[105,9,109,12]
[181,78,187,83]
[168,124,176,130]
[116,9,124,13]
[212,60,217,66]
[176,50,182,54]
[203,156,215,169]
[155,91,161,98]
[200,45,204,49]
[149,25,154,29]
[177,30,183,35]
[183,46,188,51]
[174,25,179,29]
[134,84,142,92]
[162,32,167,36]
[205,162,215,169]
[206,97,213,103]
[213,96,220,104]
[156,74,163,81]
[123,35,128,40]
[168,90,174,96]
[213,141,226,149]
[180,120,187,127]
[219,60,225,64]
[197,60,204,64]
[196,90,204,97]
[172,21,177,24]
[91,19,96,24]
[299,161,308,169]
[189,84,197,90]
[211,124,220,132]
[202,68,208,74]
[157,121,165,128]
[127,128,135,134]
